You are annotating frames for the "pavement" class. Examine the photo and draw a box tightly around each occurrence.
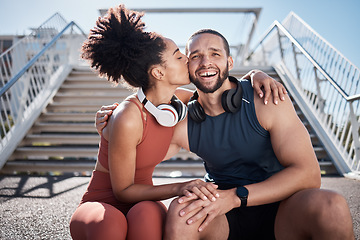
[0,174,359,240]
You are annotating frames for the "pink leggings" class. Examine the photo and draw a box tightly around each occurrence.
[69,200,167,240]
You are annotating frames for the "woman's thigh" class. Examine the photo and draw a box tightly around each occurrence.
[70,201,127,240]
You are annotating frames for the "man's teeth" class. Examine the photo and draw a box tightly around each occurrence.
[199,71,216,77]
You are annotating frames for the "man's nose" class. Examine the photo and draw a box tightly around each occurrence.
[200,55,211,66]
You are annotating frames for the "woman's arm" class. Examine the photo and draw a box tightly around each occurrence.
[106,101,218,204]
[242,69,287,105]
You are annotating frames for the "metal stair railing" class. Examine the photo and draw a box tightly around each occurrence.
[100,7,262,68]
[245,12,360,178]
[0,13,86,169]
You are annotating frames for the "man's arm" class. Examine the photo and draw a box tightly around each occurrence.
[178,92,320,231]
[246,92,321,205]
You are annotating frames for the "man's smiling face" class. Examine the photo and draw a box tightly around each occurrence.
[187,33,233,93]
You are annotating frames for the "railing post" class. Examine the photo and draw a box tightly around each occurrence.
[291,43,301,80]
[313,67,326,113]
[261,44,267,66]
[276,28,284,60]
[349,101,360,165]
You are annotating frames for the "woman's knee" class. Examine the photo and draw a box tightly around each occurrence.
[127,201,166,221]
[127,201,167,240]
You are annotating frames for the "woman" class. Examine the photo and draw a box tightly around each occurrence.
[69,5,220,240]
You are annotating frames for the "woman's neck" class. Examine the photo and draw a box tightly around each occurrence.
[144,84,178,106]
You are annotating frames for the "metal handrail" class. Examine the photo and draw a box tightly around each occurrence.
[245,12,360,176]
[0,21,80,97]
[98,7,262,67]
[0,13,87,169]
[247,21,352,101]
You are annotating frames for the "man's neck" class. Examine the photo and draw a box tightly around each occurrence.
[197,78,234,117]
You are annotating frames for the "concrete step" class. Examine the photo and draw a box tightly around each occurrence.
[67,71,99,78]
[46,103,104,113]
[32,122,97,133]
[52,93,129,104]
[313,146,328,159]
[64,74,105,84]
[2,158,335,177]
[12,146,199,161]
[230,66,278,77]
[22,134,101,145]
[1,159,206,177]
[39,112,96,122]
[59,84,126,93]
[13,146,99,158]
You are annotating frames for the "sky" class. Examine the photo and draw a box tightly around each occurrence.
[0,0,359,67]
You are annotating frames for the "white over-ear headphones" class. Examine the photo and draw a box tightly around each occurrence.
[137,88,187,127]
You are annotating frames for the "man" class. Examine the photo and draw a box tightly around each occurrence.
[163,29,354,240]
[96,29,354,239]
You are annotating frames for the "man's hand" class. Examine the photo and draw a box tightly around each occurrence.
[95,103,119,135]
[179,188,239,232]
[247,70,287,105]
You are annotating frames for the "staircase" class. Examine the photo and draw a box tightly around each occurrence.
[1,66,337,176]
[1,10,358,178]
[1,66,202,176]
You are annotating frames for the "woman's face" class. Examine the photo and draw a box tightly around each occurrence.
[160,38,190,86]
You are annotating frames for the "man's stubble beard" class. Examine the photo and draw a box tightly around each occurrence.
[190,63,229,94]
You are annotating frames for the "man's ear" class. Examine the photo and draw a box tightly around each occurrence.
[228,56,234,71]
[150,66,164,80]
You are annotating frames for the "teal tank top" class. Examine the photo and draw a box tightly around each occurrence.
[188,79,284,188]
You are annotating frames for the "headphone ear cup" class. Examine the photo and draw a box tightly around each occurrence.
[221,88,237,113]
[188,100,206,123]
[170,98,187,122]
[221,80,243,113]
[156,104,179,127]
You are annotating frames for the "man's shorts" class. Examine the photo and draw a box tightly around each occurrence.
[225,201,280,240]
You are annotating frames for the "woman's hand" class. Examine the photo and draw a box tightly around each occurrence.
[177,179,219,203]
[95,103,119,135]
[246,70,288,105]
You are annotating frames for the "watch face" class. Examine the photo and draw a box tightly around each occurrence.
[237,186,249,197]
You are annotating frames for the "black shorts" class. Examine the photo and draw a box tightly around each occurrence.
[225,201,280,240]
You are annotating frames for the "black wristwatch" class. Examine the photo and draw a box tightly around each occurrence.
[236,186,249,208]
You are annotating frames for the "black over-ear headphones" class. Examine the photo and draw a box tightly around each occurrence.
[137,88,187,127]
[188,76,243,123]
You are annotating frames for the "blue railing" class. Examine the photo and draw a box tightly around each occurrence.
[246,12,360,177]
[0,13,86,168]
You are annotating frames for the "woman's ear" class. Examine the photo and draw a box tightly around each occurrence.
[150,66,164,80]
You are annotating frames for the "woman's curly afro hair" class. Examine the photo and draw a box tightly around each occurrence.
[81,4,166,90]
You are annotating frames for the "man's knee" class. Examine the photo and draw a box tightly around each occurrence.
[312,190,353,231]
[166,198,186,229]
[165,198,198,240]
[297,189,354,239]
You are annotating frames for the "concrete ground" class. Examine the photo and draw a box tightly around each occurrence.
[0,174,359,240]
